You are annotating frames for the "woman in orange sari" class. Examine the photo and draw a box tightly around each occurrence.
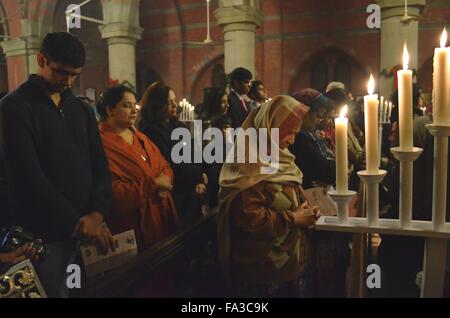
[97,85,180,250]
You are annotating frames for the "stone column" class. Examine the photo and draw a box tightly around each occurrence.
[215,0,263,76]
[0,19,41,90]
[99,0,143,90]
[378,0,426,99]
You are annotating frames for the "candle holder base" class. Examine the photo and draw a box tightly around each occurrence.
[357,170,387,184]
[426,124,450,137]
[390,147,423,162]
[328,190,357,202]
[327,190,357,224]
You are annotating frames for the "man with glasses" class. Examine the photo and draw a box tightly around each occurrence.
[0,32,115,297]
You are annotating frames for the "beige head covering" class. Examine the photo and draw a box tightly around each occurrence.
[217,95,309,276]
[326,81,346,93]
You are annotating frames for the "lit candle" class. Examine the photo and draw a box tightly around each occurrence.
[433,28,450,125]
[388,101,393,122]
[398,44,413,150]
[364,74,379,173]
[384,101,389,123]
[335,105,348,193]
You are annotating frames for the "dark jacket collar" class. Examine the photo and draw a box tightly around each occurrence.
[27,74,74,101]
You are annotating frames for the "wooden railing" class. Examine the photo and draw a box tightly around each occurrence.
[76,209,220,298]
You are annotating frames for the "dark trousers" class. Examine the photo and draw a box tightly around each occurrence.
[35,240,79,298]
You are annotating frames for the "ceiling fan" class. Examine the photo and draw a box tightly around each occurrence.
[183,0,226,48]
[400,0,414,24]
[65,0,104,32]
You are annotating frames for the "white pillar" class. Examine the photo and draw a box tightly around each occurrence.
[99,0,143,90]
[378,0,426,99]
[215,0,263,75]
[0,19,41,75]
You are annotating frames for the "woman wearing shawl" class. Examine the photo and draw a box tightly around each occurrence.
[97,85,180,250]
[218,95,320,297]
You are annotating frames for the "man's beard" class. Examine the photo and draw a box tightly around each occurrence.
[42,78,68,93]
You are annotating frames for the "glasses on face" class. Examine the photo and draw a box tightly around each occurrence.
[43,55,81,77]
[49,65,81,78]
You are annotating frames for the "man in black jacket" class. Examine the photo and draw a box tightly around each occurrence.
[227,67,253,128]
[0,32,114,297]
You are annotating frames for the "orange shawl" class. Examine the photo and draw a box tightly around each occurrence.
[99,123,180,249]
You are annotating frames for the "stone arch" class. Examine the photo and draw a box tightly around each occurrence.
[136,64,162,99]
[417,55,433,100]
[190,54,225,105]
[28,0,59,37]
[289,47,368,96]
[137,0,185,95]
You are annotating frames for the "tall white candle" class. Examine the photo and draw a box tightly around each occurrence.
[335,105,348,193]
[433,28,450,125]
[388,101,393,122]
[364,74,379,173]
[384,101,389,123]
[398,44,413,150]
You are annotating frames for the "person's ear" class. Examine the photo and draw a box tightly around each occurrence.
[37,53,46,68]
[105,106,114,118]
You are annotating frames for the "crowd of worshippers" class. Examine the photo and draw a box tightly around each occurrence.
[0,32,443,298]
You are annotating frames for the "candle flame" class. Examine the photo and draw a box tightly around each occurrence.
[368,74,375,95]
[441,28,448,48]
[403,43,409,70]
[339,105,348,118]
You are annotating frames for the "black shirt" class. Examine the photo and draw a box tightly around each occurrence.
[289,131,336,189]
[227,91,249,129]
[0,75,111,242]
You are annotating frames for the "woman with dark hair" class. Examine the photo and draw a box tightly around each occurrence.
[289,89,335,190]
[137,81,206,224]
[97,85,180,249]
[200,87,229,122]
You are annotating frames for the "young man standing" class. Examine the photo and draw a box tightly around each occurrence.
[227,67,253,128]
[0,32,115,297]
[247,80,268,110]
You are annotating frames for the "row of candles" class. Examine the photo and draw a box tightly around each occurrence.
[334,28,450,196]
[378,96,393,123]
[179,99,195,121]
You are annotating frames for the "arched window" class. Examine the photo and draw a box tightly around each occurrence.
[333,57,352,92]
[0,51,7,93]
[310,59,328,92]
[136,68,162,99]
[211,64,226,88]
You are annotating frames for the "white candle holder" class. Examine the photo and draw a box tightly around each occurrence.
[420,124,450,297]
[357,170,387,226]
[425,124,450,230]
[390,147,423,228]
[328,190,357,224]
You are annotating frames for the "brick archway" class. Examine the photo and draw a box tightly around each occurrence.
[289,47,368,96]
[190,54,225,105]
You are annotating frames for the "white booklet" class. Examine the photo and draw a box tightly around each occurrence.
[80,229,138,277]
[303,186,338,216]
